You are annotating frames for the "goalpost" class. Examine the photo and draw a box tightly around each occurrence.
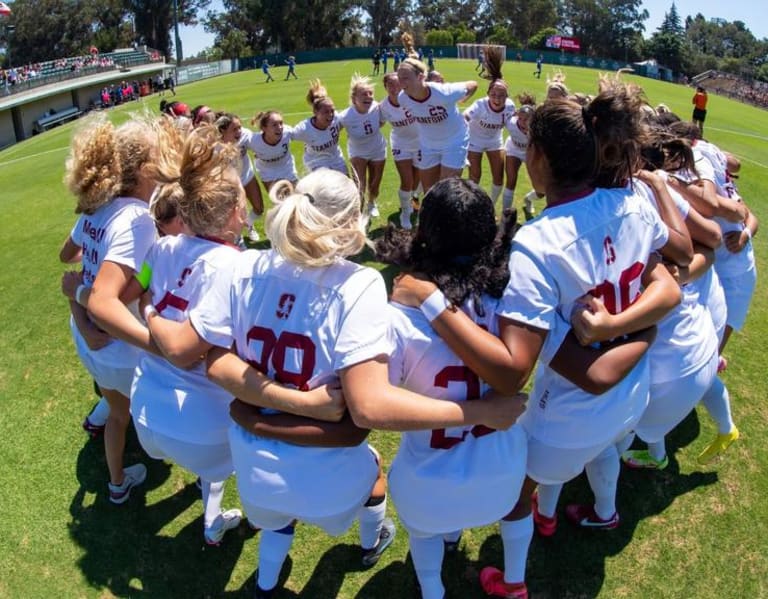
[456,43,507,61]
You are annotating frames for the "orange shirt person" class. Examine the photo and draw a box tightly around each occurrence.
[692,86,708,135]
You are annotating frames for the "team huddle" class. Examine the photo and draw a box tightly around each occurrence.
[59,44,756,599]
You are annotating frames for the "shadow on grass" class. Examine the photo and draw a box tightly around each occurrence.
[68,424,254,597]
[477,409,719,599]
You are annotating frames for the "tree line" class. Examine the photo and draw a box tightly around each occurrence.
[1,0,767,81]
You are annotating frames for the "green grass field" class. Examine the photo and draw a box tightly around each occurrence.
[1,58,767,598]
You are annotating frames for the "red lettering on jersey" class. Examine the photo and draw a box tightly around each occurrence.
[155,291,189,315]
[276,293,296,320]
[245,326,316,390]
[588,261,644,314]
[177,267,192,287]
[603,236,616,265]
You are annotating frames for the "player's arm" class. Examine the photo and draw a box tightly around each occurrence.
[59,236,82,264]
[206,346,346,422]
[144,313,212,368]
[229,399,368,447]
[87,260,154,352]
[460,81,479,103]
[340,355,526,432]
[724,206,758,254]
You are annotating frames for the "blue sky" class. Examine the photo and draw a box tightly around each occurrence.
[179,0,768,58]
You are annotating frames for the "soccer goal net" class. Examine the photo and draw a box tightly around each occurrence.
[457,43,506,61]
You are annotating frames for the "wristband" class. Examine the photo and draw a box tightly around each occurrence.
[419,289,450,323]
[143,304,158,322]
[744,227,752,240]
[75,284,87,306]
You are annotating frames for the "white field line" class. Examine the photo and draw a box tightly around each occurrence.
[0,146,69,168]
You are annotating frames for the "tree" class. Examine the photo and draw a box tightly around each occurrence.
[357,0,409,47]
[425,29,453,46]
[560,0,647,58]
[128,0,210,60]
[492,0,558,48]
[658,2,683,36]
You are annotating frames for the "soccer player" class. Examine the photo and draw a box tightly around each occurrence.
[246,110,298,190]
[463,47,515,207]
[59,115,161,504]
[502,98,535,216]
[339,73,387,217]
[284,55,298,80]
[291,79,347,174]
[380,72,420,229]
[261,59,275,83]
[397,33,478,192]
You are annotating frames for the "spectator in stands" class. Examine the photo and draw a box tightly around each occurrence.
[692,85,709,135]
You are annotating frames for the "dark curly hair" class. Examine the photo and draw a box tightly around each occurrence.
[375,178,516,314]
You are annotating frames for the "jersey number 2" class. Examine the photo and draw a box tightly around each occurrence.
[246,326,316,390]
[430,365,494,449]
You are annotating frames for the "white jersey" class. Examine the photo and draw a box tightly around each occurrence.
[685,150,755,277]
[398,82,470,151]
[236,127,256,185]
[464,97,515,151]
[244,127,298,183]
[291,115,346,173]
[379,96,420,153]
[504,116,529,160]
[190,250,392,519]
[69,196,155,368]
[339,103,387,159]
[501,187,669,449]
[635,180,719,384]
[387,299,526,535]
[131,235,241,445]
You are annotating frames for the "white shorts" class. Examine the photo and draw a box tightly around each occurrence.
[504,138,527,161]
[134,420,234,482]
[348,139,387,162]
[257,164,298,185]
[307,156,347,175]
[526,428,631,485]
[719,267,757,331]
[391,146,419,164]
[71,319,138,397]
[468,139,504,154]
[242,497,361,535]
[419,146,468,170]
[636,352,718,443]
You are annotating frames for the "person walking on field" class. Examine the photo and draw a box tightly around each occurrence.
[692,86,708,135]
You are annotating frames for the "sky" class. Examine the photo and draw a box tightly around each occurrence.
[178,0,768,59]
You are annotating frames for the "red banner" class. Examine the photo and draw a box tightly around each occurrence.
[545,36,581,52]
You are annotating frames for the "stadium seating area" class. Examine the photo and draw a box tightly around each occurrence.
[695,70,768,109]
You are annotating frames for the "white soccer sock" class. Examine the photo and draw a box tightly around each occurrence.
[536,483,563,519]
[409,534,445,599]
[502,188,514,211]
[585,445,620,520]
[524,190,538,211]
[357,497,387,550]
[247,210,260,227]
[399,189,413,216]
[201,480,225,529]
[700,376,735,435]
[416,182,424,197]
[500,515,533,583]
[490,184,503,206]
[648,440,667,462]
[89,396,110,426]
[257,526,295,591]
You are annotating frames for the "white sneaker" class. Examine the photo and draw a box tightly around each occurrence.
[204,509,243,545]
[399,210,413,230]
[368,202,380,218]
[109,463,147,504]
[248,227,260,242]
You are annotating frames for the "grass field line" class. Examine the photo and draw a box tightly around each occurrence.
[729,152,768,170]
[708,125,768,142]
[0,145,69,168]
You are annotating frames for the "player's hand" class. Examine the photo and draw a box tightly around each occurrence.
[61,270,83,300]
[139,289,154,315]
[480,390,527,430]
[303,383,346,423]
[723,230,749,253]
[391,273,437,307]
[80,321,112,351]
[570,294,614,346]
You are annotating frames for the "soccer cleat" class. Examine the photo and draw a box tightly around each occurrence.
[361,517,396,567]
[622,449,669,470]
[82,416,105,438]
[530,492,557,537]
[108,463,147,505]
[204,509,243,546]
[697,427,740,464]
[479,567,528,598]
[367,202,380,218]
[564,504,619,530]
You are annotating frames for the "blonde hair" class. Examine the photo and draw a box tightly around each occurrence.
[65,113,160,214]
[546,71,569,99]
[306,79,333,112]
[64,114,121,214]
[149,124,243,237]
[350,73,374,101]
[266,169,368,267]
